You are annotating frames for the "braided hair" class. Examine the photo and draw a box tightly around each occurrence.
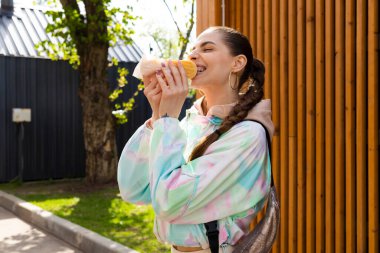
[188,27,265,161]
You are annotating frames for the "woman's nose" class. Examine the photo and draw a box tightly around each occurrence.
[188,50,199,60]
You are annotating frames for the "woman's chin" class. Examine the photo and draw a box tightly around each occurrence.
[189,78,205,88]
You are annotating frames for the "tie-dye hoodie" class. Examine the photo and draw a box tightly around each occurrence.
[117,97,274,249]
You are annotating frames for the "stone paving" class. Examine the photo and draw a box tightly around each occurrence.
[0,206,82,253]
[0,191,138,253]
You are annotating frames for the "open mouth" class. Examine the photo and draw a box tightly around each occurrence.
[196,66,206,75]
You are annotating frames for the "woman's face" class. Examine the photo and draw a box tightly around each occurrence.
[188,30,235,90]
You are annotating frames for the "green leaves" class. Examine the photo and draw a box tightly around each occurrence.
[36,0,142,125]
[36,0,139,68]
[159,0,195,60]
[117,67,129,87]
[109,88,123,102]
[109,63,143,125]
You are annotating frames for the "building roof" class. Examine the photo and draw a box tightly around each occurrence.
[0,6,143,62]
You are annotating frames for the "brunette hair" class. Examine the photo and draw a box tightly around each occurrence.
[188,26,265,161]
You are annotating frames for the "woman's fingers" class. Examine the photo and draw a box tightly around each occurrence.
[151,82,161,95]
[144,78,162,100]
[167,60,182,87]
[142,73,156,86]
[156,70,170,92]
[159,60,189,91]
[143,79,154,95]
[161,62,177,89]
[156,62,189,119]
[177,61,188,89]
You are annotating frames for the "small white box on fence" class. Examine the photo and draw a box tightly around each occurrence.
[12,108,31,122]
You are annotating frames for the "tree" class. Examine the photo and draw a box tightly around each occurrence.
[37,0,137,184]
[142,0,195,59]
[162,0,195,60]
[145,26,179,59]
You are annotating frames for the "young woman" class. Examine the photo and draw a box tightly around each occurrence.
[117,26,274,253]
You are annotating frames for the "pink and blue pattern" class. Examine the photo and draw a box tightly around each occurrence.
[117,100,272,249]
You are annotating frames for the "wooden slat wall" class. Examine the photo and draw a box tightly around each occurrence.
[325,1,335,252]
[345,0,356,252]
[196,0,379,252]
[296,0,306,252]
[315,0,325,252]
[368,0,379,252]
[288,0,297,251]
[196,0,222,35]
[280,0,289,251]
[356,1,368,252]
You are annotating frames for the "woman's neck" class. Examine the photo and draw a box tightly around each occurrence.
[200,91,238,115]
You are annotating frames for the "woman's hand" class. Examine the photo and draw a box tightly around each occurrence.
[156,60,189,119]
[143,73,162,122]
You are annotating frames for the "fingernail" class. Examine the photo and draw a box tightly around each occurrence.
[161,62,166,67]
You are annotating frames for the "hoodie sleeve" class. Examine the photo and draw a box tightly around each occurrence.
[149,118,271,224]
[117,122,152,205]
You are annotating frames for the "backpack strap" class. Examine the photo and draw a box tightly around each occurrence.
[204,220,219,253]
[204,120,273,252]
[246,120,274,187]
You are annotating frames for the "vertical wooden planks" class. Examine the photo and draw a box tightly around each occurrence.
[264,0,272,99]
[216,0,222,26]
[335,0,346,252]
[288,0,297,251]
[196,0,223,58]
[249,0,257,54]
[208,0,215,27]
[256,0,264,61]
[356,0,368,252]
[271,0,281,251]
[325,0,335,252]
[224,0,230,28]
[229,0,236,29]
[306,0,316,252]
[315,0,326,252]
[255,0,266,224]
[196,1,379,252]
[296,0,306,252]
[236,0,242,31]
[368,0,379,252]
[203,0,209,30]
[195,1,222,36]
[242,0,249,36]
[345,0,356,252]
[279,0,289,250]
[196,0,203,35]
[247,0,258,229]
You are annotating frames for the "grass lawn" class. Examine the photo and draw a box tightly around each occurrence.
[0,179,170,253]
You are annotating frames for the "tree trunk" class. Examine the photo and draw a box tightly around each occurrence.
[78,46,118,184]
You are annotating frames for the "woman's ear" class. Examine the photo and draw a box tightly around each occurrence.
[231,54,247,73]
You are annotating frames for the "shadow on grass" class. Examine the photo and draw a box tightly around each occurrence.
[0,180,170,253]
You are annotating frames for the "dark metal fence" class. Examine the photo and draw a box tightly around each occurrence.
[0,56,153,182]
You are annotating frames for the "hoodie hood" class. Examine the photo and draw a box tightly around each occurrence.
[192,96,275,140]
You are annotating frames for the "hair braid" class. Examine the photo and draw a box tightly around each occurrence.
[188,27,265,162]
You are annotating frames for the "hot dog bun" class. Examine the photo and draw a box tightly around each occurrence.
[133,56,197,80]
[171,60,197,79]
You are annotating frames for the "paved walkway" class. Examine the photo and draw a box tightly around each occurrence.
[0,206,82,253]
[0,190,137,253]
